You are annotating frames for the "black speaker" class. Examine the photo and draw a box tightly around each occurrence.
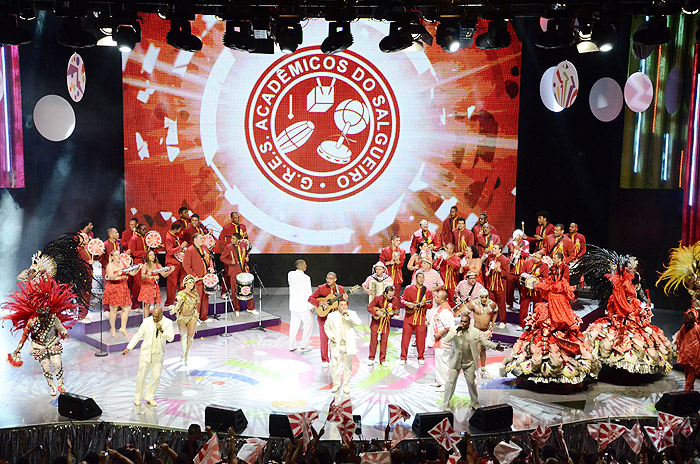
[655,391,700,416]
[412,412,454,437]
[205,405,248,433]
[269,413,295,439]
[469,404,513,432]
[58,392,102,420]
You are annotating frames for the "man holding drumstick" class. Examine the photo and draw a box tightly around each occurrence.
[183,233,214,322]
[220,233,258,316]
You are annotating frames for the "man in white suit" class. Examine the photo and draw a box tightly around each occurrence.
[324,299,361,394]
[122,307,175,406]
[288,259,314,351]
[440,311,503,411]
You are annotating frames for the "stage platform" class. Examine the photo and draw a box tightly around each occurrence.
[0,288,686,439]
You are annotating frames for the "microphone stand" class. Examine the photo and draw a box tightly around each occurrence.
[217,268,234,337]
[251,265,268,332]
[93,274,107,357]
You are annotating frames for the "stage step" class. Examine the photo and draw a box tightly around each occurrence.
[69,308,280,354]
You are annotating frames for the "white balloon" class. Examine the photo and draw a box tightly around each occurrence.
[589,77,624,122]
[624,72,654,113]
[33,95,76,142]
[540,66,563,113]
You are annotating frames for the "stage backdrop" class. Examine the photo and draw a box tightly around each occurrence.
[123,15,521,253]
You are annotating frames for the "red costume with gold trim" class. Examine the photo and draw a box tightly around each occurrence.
[530,223,555,251]
[440,214,461,246]
[220,242,255,312]
[128,232,148,307]
[475,232,501,258]
[182,223,209,246]
[484,253,509,323]
[433,253,461,304]
[367,294,399,363]
[309,283,345,363]
[183,244,213,321]
[379,245,406,295]
[544,234,575,263]
[410,228,440,255]
[400,284,433,361]
[164,231,186,306]
[518,258,549,326]
[452,228,475,256]
[566,232,587,260]
[219,221,247,252]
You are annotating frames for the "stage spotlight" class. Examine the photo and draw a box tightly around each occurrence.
[379,21,413,53]
[321,21,353,54]
[114,24,140,52]
[436,20,461,52]
[535,17,574,49]
[633,16,671,47]
[223,20,253,51]
[475,19,511,50]
[593,21,616,52]
[683,0,700,14]
[58,17,97,48]
[0,14,32,45]
[275,20,302,54]
[166,19,202,52]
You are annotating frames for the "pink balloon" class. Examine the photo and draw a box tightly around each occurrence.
[624,72,654,112]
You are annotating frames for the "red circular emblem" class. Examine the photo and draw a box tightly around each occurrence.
[246,47,400,201]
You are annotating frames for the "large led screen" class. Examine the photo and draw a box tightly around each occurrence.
[123,16,521,253]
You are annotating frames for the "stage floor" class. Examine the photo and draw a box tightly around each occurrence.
[0,288,686,438]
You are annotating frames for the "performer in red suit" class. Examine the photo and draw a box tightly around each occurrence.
[472,213,499,238]
[175,206,190,232]
[544,224,575,263]
[518,251,550,327]
[475,223,500,258]
[566,223,587,261]
[182,233,214,321]
[164,222,187,307]
[367,286,400,365]
[529,211,555,251]
[121,217,138,250]
[182,214,209,245]
[219,212,248,251]
[308,272,346,366]
[78,219,95,240]
[410,219,439,255]
[400,271,433,364]
[220,233,257,315]
[452,218,474,258]
[505,230,530,309]
[379,235,406,295]
[101,228,121,278]
[484,243,510,327]
[676,309,700,390]
[433,243,461,304]
[440,206,460,246]
[128,223,148,309]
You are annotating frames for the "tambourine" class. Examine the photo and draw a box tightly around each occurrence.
[120,252,133,268]
[175,251,185,262]
[202,234,216,250]
[86,238,105,256]
[145,230,162,248]
[202,273,219,288]
[541,256,554,267]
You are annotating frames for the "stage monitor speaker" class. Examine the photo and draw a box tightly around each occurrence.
[269,413,295,439]
[58,392,102,420]
[655,391,700,416]
[469,404,513,432]
[205,404,248,433]
[412,412,454,437]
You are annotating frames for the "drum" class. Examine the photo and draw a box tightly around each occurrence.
[519,273,539,290]
[175,250,185,262]
[236,272,254,301]
[203,234,216,250]
[202,273,219,295]
[145,230,162,248]
[86,238,105,256]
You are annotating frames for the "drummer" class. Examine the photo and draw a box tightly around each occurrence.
[220,233,258,316]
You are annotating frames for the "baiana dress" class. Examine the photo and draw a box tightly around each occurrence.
[103,278,131,307]
[138,275,161,304]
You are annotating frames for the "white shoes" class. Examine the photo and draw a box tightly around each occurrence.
[343,385,350,394]
[399,360,406,365]
[235,311,240,317]
[367,359,375,366]
[516,325,524,331]
[289,347,297,352]
[299,346,312,351]
[418,359,426,365]
[147,399,158,406]
[322,362,329,368]
[436,386,445,392]
[498,322,506,329]
[331,385,339,393]
[249,310,259,315]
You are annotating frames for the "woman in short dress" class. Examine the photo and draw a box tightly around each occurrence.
[138,249,173,318]
[172,274,199,363]
[103,250,140,337]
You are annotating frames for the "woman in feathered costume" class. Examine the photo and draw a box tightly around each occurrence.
[3,277,78,395]
[575,246,674,375]
[503,252,600,384]
[656,241,700,310]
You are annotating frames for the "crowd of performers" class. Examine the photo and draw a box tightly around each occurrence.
[2,207,700,409]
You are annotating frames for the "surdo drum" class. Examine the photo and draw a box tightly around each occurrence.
[236,273,254,301]
[202,273,219,295]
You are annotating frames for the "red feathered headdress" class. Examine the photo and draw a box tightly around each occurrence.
[1,277,78,334]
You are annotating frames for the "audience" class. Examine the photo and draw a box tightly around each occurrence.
[4,421,700,464]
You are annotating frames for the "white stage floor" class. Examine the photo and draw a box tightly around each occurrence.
[0,288,687,438]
